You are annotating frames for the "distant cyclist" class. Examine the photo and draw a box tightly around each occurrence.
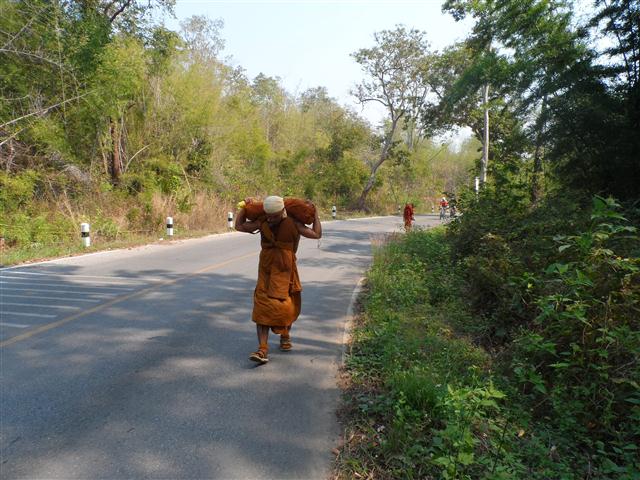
[439,196,448,220]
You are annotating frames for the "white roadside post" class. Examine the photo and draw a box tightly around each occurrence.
[475,176,480,194]
[166,216,174,237]
[332,205,337,219]
[81,223,90,248]
[227,211,234,229]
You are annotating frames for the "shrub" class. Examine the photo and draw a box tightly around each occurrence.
[338,201,639,480]
[0,170,39,212]
[507,197,640,473]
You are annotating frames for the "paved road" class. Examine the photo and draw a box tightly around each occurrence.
[0,215,438,479]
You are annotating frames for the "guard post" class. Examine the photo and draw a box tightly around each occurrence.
[81,223,90,248]
[166,217,174,237]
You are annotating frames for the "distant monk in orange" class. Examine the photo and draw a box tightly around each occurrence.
[403,203,415,230]
[235,195,322,364]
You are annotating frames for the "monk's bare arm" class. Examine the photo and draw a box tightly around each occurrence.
[235,206,261,233]
[296,206,322,239]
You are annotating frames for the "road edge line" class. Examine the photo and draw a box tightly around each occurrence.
[341,276,366,366]
[0,231,245,271]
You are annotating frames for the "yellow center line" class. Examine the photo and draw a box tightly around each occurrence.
[0,251,258,348]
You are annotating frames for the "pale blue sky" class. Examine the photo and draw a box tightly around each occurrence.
[166,0,472,127]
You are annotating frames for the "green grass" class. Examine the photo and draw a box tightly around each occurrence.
[0,229,225,267]
[334,226,640,479]
[336,228,510,479]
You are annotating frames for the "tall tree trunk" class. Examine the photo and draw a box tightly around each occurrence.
[356,159,385,211]
[356,120,398,210]
[531,94,548,205]
[109,118,122,184]
[481,82,490,185]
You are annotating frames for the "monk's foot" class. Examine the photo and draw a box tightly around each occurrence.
[279,335,292,352]
[249,349,269,364]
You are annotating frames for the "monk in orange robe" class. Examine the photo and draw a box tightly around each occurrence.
[235,195,322,364]
[403,203,415,230]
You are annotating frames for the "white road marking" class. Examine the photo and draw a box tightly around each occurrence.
[0,322,31,328]
[6,294,101,303]
[0,281,130,291]
[0,271,159,282]
[1,302,81,310]
[2,311,56,318]
[0,275,145,286]
[1,287,115,297]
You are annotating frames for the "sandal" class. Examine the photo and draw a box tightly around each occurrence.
[279,335,292,352]
[249,348,269,364]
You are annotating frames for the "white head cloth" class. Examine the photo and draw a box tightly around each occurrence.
[264,195,285,214]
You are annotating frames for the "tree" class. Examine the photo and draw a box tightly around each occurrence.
[89,37,147,182]
[441,0,589,201]
[92,0,175,27]
[351,26,432,210]
[179,15,225,64]
[251,73,287,148]
[444,0,496,187]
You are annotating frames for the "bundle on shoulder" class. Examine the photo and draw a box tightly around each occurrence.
[244,198,315,224]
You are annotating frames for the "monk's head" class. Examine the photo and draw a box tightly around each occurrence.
[264,195,286,226]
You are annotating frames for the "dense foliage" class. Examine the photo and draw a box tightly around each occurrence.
[338,212,638,478]
[0,0,475,263]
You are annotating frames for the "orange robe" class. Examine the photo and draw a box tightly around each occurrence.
[403,204,414,229]
[252,216,302,334]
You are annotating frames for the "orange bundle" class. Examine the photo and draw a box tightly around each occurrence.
[244,198,315,224]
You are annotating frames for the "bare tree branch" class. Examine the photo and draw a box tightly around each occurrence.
[2,16,37,49]
[109,0,134,23]
[0,48,72,71]
[0,92,91,129]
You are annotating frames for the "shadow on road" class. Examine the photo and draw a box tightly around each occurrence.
[1,232,374,478]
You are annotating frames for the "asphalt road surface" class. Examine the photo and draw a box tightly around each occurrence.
[1,215,438,479]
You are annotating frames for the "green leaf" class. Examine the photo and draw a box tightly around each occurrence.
[612,378,640,389]
[479,399,498,408]
[533,383,547,394]
[457,451,474,465]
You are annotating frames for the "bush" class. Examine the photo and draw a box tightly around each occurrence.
[506,197,640,474]
[92,215,120,240]
[338,203,640,479]
[1,212,74,248]
[0,170,39,212]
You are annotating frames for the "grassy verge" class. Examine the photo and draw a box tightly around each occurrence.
[335,227,504,479]
[0,229,226,267]
[334,226,639,479]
